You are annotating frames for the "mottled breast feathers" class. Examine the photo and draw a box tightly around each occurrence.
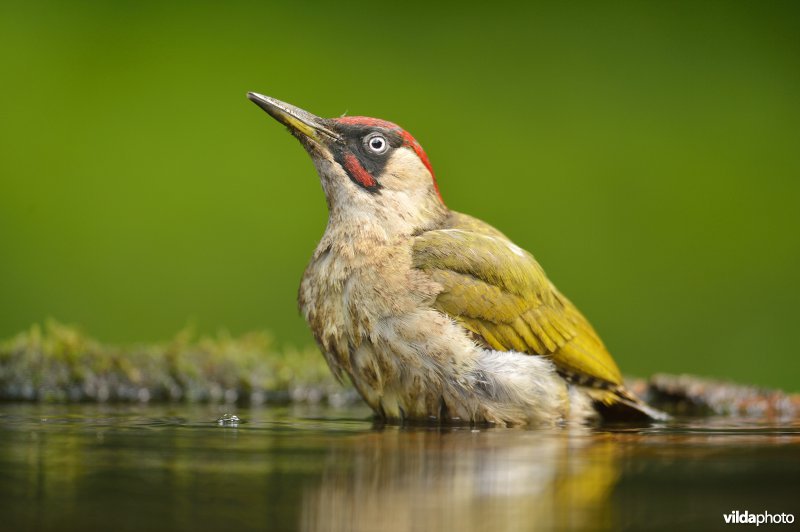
[412,212,624,390]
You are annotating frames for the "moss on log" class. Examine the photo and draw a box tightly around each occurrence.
[0,321,357,405]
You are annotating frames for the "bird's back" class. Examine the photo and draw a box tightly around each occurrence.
[414,211,664,420]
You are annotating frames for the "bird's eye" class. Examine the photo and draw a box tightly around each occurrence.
[365,133,389,154]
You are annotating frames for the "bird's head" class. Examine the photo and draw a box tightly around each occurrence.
[248,92,448,236]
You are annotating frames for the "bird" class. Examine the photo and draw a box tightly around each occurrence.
[247,92,666,426]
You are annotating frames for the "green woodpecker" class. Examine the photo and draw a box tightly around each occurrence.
[248,92,666,426]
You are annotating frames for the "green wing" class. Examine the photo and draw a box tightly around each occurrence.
[413,212,624,388]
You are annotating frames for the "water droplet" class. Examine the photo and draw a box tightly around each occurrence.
[217,413,240,427]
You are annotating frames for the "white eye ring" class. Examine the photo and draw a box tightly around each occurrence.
[365,134,389,154]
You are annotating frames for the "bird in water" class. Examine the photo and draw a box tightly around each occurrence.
[248,92,666,426]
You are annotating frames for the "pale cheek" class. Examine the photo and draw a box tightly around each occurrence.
[381,151,434,193]
[315,157,358,194]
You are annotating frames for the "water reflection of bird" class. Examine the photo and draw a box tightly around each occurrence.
[300,427,620,532]
[249,93,666,426]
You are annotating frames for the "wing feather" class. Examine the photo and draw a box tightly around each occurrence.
[413,212,624,387]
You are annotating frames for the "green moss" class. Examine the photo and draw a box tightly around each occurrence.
[0,321,356,405]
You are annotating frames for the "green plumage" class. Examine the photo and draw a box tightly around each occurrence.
[413,212,644,412]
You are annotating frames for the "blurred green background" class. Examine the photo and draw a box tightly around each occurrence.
[1,1,798,390]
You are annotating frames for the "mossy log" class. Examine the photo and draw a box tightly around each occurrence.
[0,321,356,406]
[636,373,800,418]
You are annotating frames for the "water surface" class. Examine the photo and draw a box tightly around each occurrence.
[1,404,798,531]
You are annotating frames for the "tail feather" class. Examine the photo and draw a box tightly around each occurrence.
[586,386,671,422]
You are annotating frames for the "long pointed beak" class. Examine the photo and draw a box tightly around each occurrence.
[247,92,341,144]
